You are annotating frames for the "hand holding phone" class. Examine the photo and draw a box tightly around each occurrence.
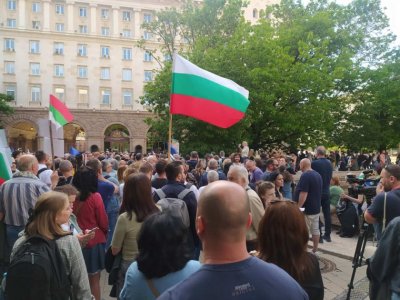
[87,227,99,234]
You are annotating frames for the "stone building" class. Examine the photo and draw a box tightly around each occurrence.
[1,0,277,153]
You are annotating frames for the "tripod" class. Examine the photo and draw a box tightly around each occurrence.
[346,222,374,300]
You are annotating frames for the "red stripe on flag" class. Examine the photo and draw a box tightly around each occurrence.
[0,178,5,186]
[170,94,245,128]
[50,95,74,122]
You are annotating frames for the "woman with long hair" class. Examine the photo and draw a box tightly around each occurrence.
[11,191,92,299]
[111,173,160,297]
[268,171,284,200]
[258,201,324,300]
[191,159,206,187]
[72,166,109,300]
[120,212,200,299]
[256,181,277,208]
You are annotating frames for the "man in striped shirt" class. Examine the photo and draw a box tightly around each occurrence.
[0,154,50,261]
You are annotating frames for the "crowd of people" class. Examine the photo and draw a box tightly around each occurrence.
[0,143,399,299]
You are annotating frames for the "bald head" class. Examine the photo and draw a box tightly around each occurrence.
[227,165,249,188]
[316,146,326,157]
[17,155,39,174]
[197,181,250,242]
[300,158,311,171]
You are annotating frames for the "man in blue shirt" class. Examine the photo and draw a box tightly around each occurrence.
[295,158,322,253]
[311,146,333,242]
[158,181,308,300]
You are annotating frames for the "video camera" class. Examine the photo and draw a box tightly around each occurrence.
[346,170,380,205]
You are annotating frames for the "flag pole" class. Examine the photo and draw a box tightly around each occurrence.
[48,119,55,170]
[168,113,172,162]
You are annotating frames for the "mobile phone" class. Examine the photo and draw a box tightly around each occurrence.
[87,227,99,234]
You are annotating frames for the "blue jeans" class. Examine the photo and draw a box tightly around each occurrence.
[6,225,24,262]
[105,197,119,250]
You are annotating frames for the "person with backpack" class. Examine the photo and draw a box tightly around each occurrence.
[111,173,160,297]
[6,191,92,300]
[153,161,199,259]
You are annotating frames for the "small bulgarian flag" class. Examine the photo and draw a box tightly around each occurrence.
[49,95,74,128]
[0,152,11,185]
[170,54,250,128]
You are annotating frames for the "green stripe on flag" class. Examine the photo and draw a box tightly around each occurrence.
[172,73,249,113]
[0,153,11,183]
[50,106,68,126]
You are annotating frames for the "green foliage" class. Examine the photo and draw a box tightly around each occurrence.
[142,0,397,154]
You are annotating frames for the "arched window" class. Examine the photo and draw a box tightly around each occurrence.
[253,8,258,19]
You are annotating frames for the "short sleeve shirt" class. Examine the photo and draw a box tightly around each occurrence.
[368,189,400,227]
[294,170,322,215]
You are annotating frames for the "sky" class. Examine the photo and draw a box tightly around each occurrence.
[304,0,400,45]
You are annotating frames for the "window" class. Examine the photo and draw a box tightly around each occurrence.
[164,53,172,62]
[122,30,131,38]
[77,65,88,78]
[54,87,65,101]
[54,64,64,77]
[32,2,41,13]
[100,67,110,80]
[122,48,132,60]
[144,51,152,62]
[32,21,41,29]
[4,61,15,74]
[55,4,64,15]
[101,89,111,104]
[101,27,110,36]
[79,7,87,17]
[122,11,131,21]
[143,32,152,40]
[6,19,17,28]
[143,13,152,23]
[54,42,64,55]
[55,23,64,32]
[101,46,110,58]
[30,40,40,53]
[4,39,15,51]
[122,69,132,81]
[253,9,258,19]
[6,85,16,99]
[123,89,132,105]
[7,0,16,10]
[31,86,41,102]
[78,25,88,34]
[30,62,40,76]
[78,88,88,103]
[77,44,87,56]
[101,8,109,19]
[144,71,153,82]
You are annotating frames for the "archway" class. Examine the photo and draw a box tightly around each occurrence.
[7,120,38,152]
[64,123,86,153]
[104,124,130,152]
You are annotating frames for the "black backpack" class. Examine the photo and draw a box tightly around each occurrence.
[5,235,72,300]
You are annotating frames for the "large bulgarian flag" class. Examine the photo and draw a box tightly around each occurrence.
[49,95,74,128]
[0,152,11,185]
[170,54,250,128]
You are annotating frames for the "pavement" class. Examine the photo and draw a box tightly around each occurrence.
[99,225,377,300]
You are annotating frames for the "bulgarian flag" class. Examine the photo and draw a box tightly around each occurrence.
[170,54,250,128]
[49,95,74,128]
[0,152,11,185]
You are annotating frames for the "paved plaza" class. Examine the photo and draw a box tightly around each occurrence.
[100,226,376,300]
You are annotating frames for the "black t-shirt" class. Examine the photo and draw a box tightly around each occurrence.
[368,189,400,227]
[294,170,322,215]
[311,158,333,195]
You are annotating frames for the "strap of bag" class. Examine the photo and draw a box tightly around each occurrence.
[146,278,160,298]
[155,189,166,200]
[177,188,191,200]
[382,192,387,231]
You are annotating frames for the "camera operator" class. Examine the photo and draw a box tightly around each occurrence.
[364,165,400,240]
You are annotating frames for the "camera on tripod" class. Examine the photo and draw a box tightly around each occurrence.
[346,170,380,205]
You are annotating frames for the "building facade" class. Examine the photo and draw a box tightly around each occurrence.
[1,0,276,154]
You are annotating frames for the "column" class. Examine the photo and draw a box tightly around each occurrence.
[42,0,51,31]
[133,8,141,39]
[90,4,97,35]
[112,5,119,37]
[66,0,75,33]
[18,0,26,29]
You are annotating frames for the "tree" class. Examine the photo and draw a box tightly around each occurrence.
[142,0,395,154]
[0,93,14,128]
